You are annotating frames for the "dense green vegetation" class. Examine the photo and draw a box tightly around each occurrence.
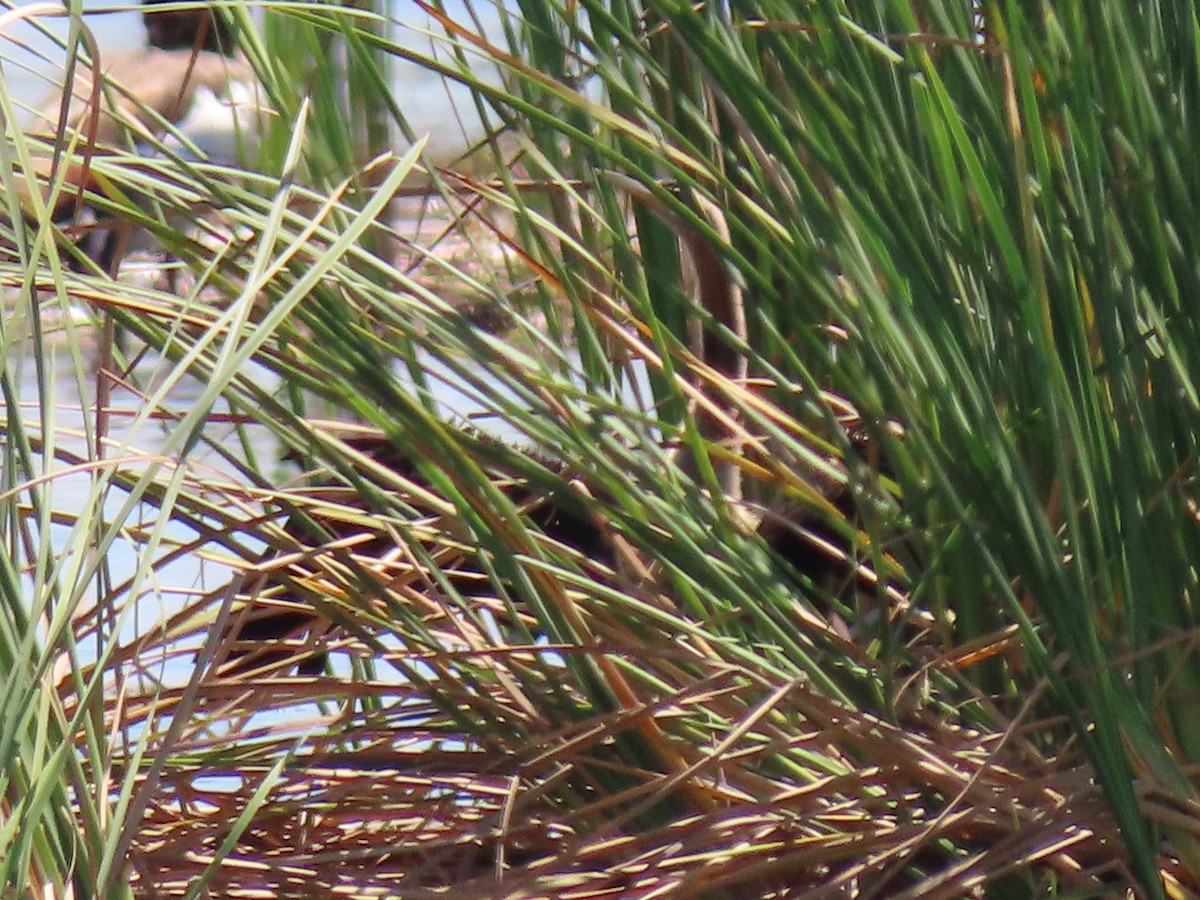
[3,0,1200,895]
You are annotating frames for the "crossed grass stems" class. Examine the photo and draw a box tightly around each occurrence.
[5,1,1199,897]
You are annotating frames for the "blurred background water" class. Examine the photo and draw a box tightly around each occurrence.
[0,0,507,161]
[1,0,132,108]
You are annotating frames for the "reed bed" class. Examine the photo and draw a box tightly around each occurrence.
[2,1,1199,896]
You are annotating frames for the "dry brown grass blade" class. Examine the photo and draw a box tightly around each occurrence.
[107,654,1152,897]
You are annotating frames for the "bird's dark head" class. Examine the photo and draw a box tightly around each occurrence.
[142,1,235,54]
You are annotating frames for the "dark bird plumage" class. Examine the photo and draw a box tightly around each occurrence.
[213,428,902,677]
[214,435,616,677]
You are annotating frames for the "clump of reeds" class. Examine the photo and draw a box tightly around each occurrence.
[4,2,1200,897]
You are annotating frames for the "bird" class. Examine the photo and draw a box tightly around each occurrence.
[212,425,906,678]
[24,0,264,271]
[213,434,616,678]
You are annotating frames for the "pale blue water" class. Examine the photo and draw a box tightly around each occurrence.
[0,0,134,110]
[0,0,508,161]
